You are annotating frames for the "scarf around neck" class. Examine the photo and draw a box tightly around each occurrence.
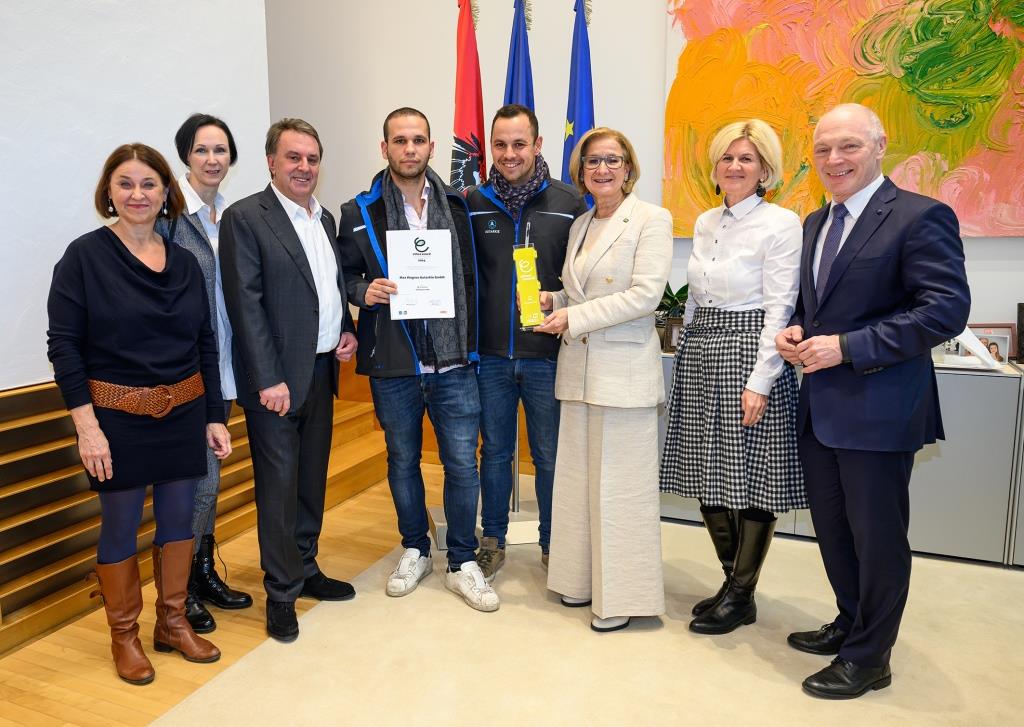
[488,154,549,221]
[381,167,469,369]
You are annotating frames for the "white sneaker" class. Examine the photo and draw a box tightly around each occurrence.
[386,548,432,597]
[444,561,500,612]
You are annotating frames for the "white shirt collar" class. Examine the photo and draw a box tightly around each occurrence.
[831,174,885,219]
[270,182,322,222]
[722,193,762,220]
[405,177,430,206]
[179,173,226,218]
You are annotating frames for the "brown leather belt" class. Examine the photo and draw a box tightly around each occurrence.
[88,372,205,418]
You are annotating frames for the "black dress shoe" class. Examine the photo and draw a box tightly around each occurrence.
[788,622,848,655]
[193,535,254,610]
[300,571,356,601]
[266,600,299,643]
[185,591,216,634]
[802,657,892,699]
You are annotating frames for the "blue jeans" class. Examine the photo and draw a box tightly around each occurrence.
[477,354,560,550]
[370,366,481,568]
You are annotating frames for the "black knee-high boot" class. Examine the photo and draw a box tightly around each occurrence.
[692,508,737,616]
[689,513,776,635]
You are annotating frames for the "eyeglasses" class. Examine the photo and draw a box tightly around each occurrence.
[582,154,625,170]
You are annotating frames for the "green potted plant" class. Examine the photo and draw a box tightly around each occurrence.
[657,282,688,352]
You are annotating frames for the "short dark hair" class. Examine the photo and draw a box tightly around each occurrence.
[174,113,238,166]
[94,143,185,219]
[383,107,431,141]
[490,104,539,141]
[266,118,323,157]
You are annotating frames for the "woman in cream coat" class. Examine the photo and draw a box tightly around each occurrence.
[536,127,672,632]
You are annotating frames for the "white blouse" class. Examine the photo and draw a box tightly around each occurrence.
[684,194,802,395]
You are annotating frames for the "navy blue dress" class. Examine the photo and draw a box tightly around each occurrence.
[47,226,224,491]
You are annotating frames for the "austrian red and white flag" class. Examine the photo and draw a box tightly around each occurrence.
[450,0,486,192]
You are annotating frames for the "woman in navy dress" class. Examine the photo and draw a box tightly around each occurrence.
[47,143,230,685]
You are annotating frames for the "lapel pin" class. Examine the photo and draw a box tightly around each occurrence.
[605,276,613,283]
[623,217,629,223]
[876,209,883,214]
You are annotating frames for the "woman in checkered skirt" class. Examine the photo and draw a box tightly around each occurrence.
[659,119,806,635]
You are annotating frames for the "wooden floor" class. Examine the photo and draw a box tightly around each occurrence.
[0,469,446,726]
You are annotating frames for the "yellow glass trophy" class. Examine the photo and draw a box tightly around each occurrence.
[514,221,544,330]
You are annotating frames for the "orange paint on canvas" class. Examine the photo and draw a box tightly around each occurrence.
[664,0,1024,236]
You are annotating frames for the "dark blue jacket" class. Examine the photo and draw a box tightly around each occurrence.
[338,171,479,378]
[466,178,586,358]
[792,178,971,452]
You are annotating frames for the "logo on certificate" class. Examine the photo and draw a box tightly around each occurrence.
[414,237,430,253]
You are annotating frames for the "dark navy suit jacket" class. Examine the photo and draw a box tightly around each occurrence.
[792,178,971,452]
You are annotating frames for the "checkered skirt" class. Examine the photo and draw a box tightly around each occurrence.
[659,307,807,512]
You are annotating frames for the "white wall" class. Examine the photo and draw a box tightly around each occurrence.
[0,0,272,390]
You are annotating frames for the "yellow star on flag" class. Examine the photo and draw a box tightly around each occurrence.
[564,119,574,141]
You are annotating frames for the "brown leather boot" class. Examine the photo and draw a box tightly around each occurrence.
[94,556,155,685]
[152,538,221,663]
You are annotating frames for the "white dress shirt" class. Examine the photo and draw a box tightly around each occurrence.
[398,177,463,374]
[270,184,343,354]
[179,174,236,400]
[685,194,803,394]
[811,174,886,282]
[403,177,430,230]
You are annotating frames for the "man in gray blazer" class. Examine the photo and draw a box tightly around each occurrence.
[221,118,358,643]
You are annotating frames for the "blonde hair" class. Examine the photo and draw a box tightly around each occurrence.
[708,119,784,190]
[568,127,641,196]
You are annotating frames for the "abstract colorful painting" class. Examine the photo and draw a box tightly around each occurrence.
[663,0,1024,237]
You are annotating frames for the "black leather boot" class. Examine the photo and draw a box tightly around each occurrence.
[692,508,737,616]
[186,569,216,634]
[689,514,776,635]
[192,534,253,610]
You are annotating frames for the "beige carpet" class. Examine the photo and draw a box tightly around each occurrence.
[154,524,1024,726]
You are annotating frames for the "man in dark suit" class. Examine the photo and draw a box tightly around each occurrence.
[221,118,358,643]
[776,103,970,698]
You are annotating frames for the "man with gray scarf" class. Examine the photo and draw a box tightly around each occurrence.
[338,108,497,612]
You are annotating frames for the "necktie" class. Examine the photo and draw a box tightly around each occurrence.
[815,203,848,300]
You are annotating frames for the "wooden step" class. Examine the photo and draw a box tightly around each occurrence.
[0,514,155,603]
[0,410,68,436]
[0,491,95,534]
[0,429,387,618]
[0,391,384,654]
[0,515,101,568]
[0,437,76,468]
[0,465,82,502]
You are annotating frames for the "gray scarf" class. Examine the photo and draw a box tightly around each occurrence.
[382,167,469,369]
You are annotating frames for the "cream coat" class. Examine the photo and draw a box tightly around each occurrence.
[549,194,673,408]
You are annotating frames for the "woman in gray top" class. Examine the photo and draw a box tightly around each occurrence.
[163,113,253,632]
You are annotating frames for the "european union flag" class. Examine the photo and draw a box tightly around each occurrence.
[503,0,534,108]
[561,0,594,184]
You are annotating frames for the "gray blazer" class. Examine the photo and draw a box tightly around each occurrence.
[219,185,353,412]
[158,212,220,338]
[550,194,673,408]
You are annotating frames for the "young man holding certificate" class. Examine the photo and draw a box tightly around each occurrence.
[338,108,497,612]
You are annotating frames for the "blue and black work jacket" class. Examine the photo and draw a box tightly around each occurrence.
[338,170,479,378]
[465,178,586,359]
